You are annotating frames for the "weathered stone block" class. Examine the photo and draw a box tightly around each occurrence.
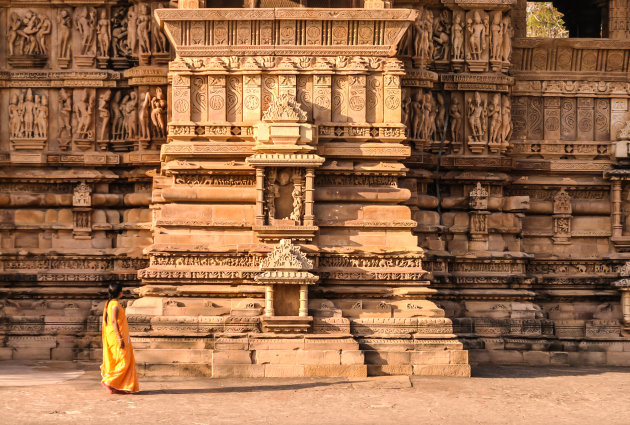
[367,365,412,376]
[253,350,298,365]
[304,365,367,378]
[340,350,364,365]
[212,350,252,365]
[523,351,550,366]
[606,352,630,366]
[212,364,265,378]
[296,350,341,365]
[264,364,305,378]
[412,364,471,377]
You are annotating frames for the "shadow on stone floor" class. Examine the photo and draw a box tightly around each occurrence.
[136,380,352,395]
[470,365,630,379]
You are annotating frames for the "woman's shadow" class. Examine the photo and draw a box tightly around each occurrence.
[135,380,350,395]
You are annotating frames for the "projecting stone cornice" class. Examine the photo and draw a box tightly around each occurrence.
[154,7,416,57]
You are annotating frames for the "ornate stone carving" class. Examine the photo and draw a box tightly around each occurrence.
[9,88,48,150]
[262,94,307,123]
[8,9,50,67]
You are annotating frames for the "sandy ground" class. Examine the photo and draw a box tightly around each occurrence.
[1,361,629,425]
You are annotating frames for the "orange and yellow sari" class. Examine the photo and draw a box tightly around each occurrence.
[101,299,139,393]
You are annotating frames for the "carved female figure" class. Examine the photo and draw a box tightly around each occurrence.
[435,93,445,140]
[97,9,111,57]
[401,95,411,128]
[467,11,487,61]
[452,13,464,60]
[57,10,72,59]
[449,95,462,142]
[75,89,95,139]
[23,89,35,138]
[290,184,303,223]
[421,92,432,140]
[76,8,96,55]
[153,5,168,53]
[98,90,112,141]
[490,12,503,61]
[21,12,40,55]
[8,12,22,56]
[432,10,450,61]
[265,168,278,223]
[151,88,167,138]
[139,91,151,140]
[488,93,502,144]
[136,5,151,55]
[127,6,137,55]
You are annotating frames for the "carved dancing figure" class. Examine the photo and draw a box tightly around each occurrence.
[112,8,130,58]
[153,4,168,53]
[97,9,111,57]
[74,89,95,139]
[490,12,503,61]
[488,93,502,144]
[57,10,72,59]
[467,92,486,143]
[428,94,437,140]
[8,12,22,56]
[150,87,167,138]
[76,8,96,55]
[98,90,112,141]
[127,6,138,55]
[290,184,304,223]
[421,92,432,140]
[452,13,464,60]
[139,91,151,140]
[466,11,487,61]
[265,168,278,223]
[449,95,462,142]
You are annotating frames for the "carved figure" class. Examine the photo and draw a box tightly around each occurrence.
[490,12,503,61]
[488,93,502,144]
[151,87,167,138]
[139,92,151,140]
[435,93,445,140]
[128,6,138,55]
[421,92,432,140]
[111,91,124,140]
[428,94,437,140]
[9,94,21,138]
[401,96,411,129]
[9,10,50,56]
[23,89,35,138]
[449,95,463,142]
[112,7,130,57]
[59,89,72,140]
[411,91,423,140]
[153,4,168,53]
[97,9,111,57]
[75,8,97,56]
[467,92,486,143]
[57,10,72,59]
[74,89,95,139]
[467,11,487,61]
[501,15,513,62]
[433,10,450,61]
[136,4,151,55]
[34,94,48,138]
[501,96,512,144]
[124,91,138,139]
[265,168,278,223]
[98,90,112,140]
[73,182,92,207]
[290,184,303,222]
[452,13,464,60]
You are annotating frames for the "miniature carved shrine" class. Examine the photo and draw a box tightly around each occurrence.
[3,0,630,377]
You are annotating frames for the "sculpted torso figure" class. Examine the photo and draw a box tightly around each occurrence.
[136,6,151,54]
[139,91,151,140]
[125,92,138,139]
[468,92,486,142]
[98,90,112,140]
[488,93,502,144]
[23,90,35,138]
[59,89,72,139]
[151,88,167,138]
[411,92,422,140]
[421,92,432,140]
[35,95,48,138]
[501,16,513,62]
[432,10,450,61]
[501,96,512,144]
[36,17,51,55]
[435,93,445,140]
[111,91,124,140]
[9,95,21,138]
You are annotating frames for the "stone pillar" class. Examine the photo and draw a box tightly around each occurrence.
[265,285,274,317]
[383,74,401,124]
[612,181,623,238]
[304,169,315,226]
[208,75,227,122]
[348,75,367,123]
[299,285,308,317]
[243,75,262,123]
[256,168,265,226]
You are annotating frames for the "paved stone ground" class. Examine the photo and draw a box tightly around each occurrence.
[1,361,629,425]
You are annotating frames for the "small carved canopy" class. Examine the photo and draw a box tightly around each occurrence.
[469,182,488,210]
[256,240,319,285]
[262,94,308,123]
[553,189,572,214]
[259,239,312,271]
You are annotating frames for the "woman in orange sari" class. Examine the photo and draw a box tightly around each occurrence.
[101,283,139,394]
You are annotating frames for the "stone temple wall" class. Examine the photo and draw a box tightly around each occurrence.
[2,0,630,375]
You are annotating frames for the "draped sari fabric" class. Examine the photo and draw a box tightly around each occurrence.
[101,299,139,393]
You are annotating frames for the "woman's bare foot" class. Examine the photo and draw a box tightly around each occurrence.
[101,382,114,394]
